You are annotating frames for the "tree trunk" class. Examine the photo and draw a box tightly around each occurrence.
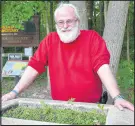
[93,2,97,30]
[100,1,104,36]
[126,13,130,62]
[0,47,3,81]
[69,1,88,29]
[103,1,129,104]
[86,1,93,29]
[133,3,135,35]
[104,1,109,25]
[45,2,51,91]
[50,0,53,32]
[45,15,50,33]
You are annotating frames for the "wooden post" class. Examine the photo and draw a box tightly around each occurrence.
[1,47,3,81]
[15,75,20,85]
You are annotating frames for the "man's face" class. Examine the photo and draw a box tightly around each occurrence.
[55,6,80,43]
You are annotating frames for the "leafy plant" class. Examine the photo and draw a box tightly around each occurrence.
[2,103,106,125]
[67,97,76,104]
[116,60,134,104]
[2,1,57,32]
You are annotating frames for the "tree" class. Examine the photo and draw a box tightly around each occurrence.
[93,2,97,30]
[99,1,104,36]
[103,1,129,104]
[50,0,54,32]
[104,1,109,25]
[2,1,44,30]
[86,1,93,29]
[126,13,130,62]
[69,1,88,29]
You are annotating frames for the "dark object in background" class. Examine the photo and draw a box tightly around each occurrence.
[23,21,36,32]
[99,91,108,104]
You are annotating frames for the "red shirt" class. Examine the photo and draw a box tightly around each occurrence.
[28,30,110,103]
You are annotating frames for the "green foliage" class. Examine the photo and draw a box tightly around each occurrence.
[1,78,15,94]
[121,36,134,61]
[1,73,47,95]
[2,1,58,32]
[21,66,27,70]
[116,60,134,104]
[2,103,106,125]
[36,72,47,80]
[2,1,40,30]
[67,97,76,104]
[118,1,134,61]
[128,1,134,30]
[98,104,104,111]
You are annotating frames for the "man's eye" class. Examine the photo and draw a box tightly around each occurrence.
[58,22,64,24]
[67,20,72,23]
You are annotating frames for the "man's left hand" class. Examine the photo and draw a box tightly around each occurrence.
[114,98,134,111]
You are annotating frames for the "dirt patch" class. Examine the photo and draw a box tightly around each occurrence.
[19,78,52,100]
[2,77,52,100]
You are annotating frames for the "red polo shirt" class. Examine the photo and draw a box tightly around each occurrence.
[28,30,110,103]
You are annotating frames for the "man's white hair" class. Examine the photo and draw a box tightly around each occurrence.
[54,2,80,22]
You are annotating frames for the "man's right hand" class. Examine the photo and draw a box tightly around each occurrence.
[1,92,17,103]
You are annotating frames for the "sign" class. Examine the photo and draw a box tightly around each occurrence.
[8,53,22,60]
[1,15,39,47]
[24,48,33,57]
[0,26,19,32]
[2,32,39,47]
[2,60,28,77]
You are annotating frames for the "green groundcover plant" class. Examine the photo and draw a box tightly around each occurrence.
[2,102,106,125]
[116,60,134,104]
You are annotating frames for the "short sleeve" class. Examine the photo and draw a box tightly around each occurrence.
[28,34,50,74]
[90,31,110,73]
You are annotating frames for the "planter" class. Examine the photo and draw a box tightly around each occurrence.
[1,98,134,125]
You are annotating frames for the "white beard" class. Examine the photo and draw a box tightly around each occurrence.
[56,22,80,43]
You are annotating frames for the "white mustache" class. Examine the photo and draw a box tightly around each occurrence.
[61,27,72,32]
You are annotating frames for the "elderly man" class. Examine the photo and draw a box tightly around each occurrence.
[2,3,134,111]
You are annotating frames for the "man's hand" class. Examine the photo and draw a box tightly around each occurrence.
[1,92,16,103]
[114,98,134,111]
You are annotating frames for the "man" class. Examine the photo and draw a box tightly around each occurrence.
[2,3,134,111]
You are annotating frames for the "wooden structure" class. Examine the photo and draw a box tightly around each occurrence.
[2,15,40,47]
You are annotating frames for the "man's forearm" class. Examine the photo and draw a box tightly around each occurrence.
[12,66,39,95]
[97,64,120,99]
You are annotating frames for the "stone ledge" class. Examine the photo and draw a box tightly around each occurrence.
[1,98,134,125]
[106,106,134,125]
[2,117,67,125]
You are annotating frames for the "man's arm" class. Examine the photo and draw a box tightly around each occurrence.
[97,64,134,111]
[2,66,39,102]
[97,64,120,99]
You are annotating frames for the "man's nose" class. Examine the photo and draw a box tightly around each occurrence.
[63,22,68,29]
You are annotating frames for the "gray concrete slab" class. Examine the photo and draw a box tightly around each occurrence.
[106,106,134,125]
[1,117,66,125]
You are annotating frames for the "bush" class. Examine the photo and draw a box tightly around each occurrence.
[116,60,134,104]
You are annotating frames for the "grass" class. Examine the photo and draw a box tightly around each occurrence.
[1,72,48,96]
[116,60,134,104]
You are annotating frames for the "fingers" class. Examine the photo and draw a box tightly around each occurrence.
[114,99,134,112]
[122,102,134,111]
[1,94,9,102]
[114,104,124,111]
[1,93,13,103]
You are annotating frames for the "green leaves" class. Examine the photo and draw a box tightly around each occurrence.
[116,60,134,104]
[67,97,76,104]
[2,104,106,125]
[2,1,45,30]
[98,104,104,111]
